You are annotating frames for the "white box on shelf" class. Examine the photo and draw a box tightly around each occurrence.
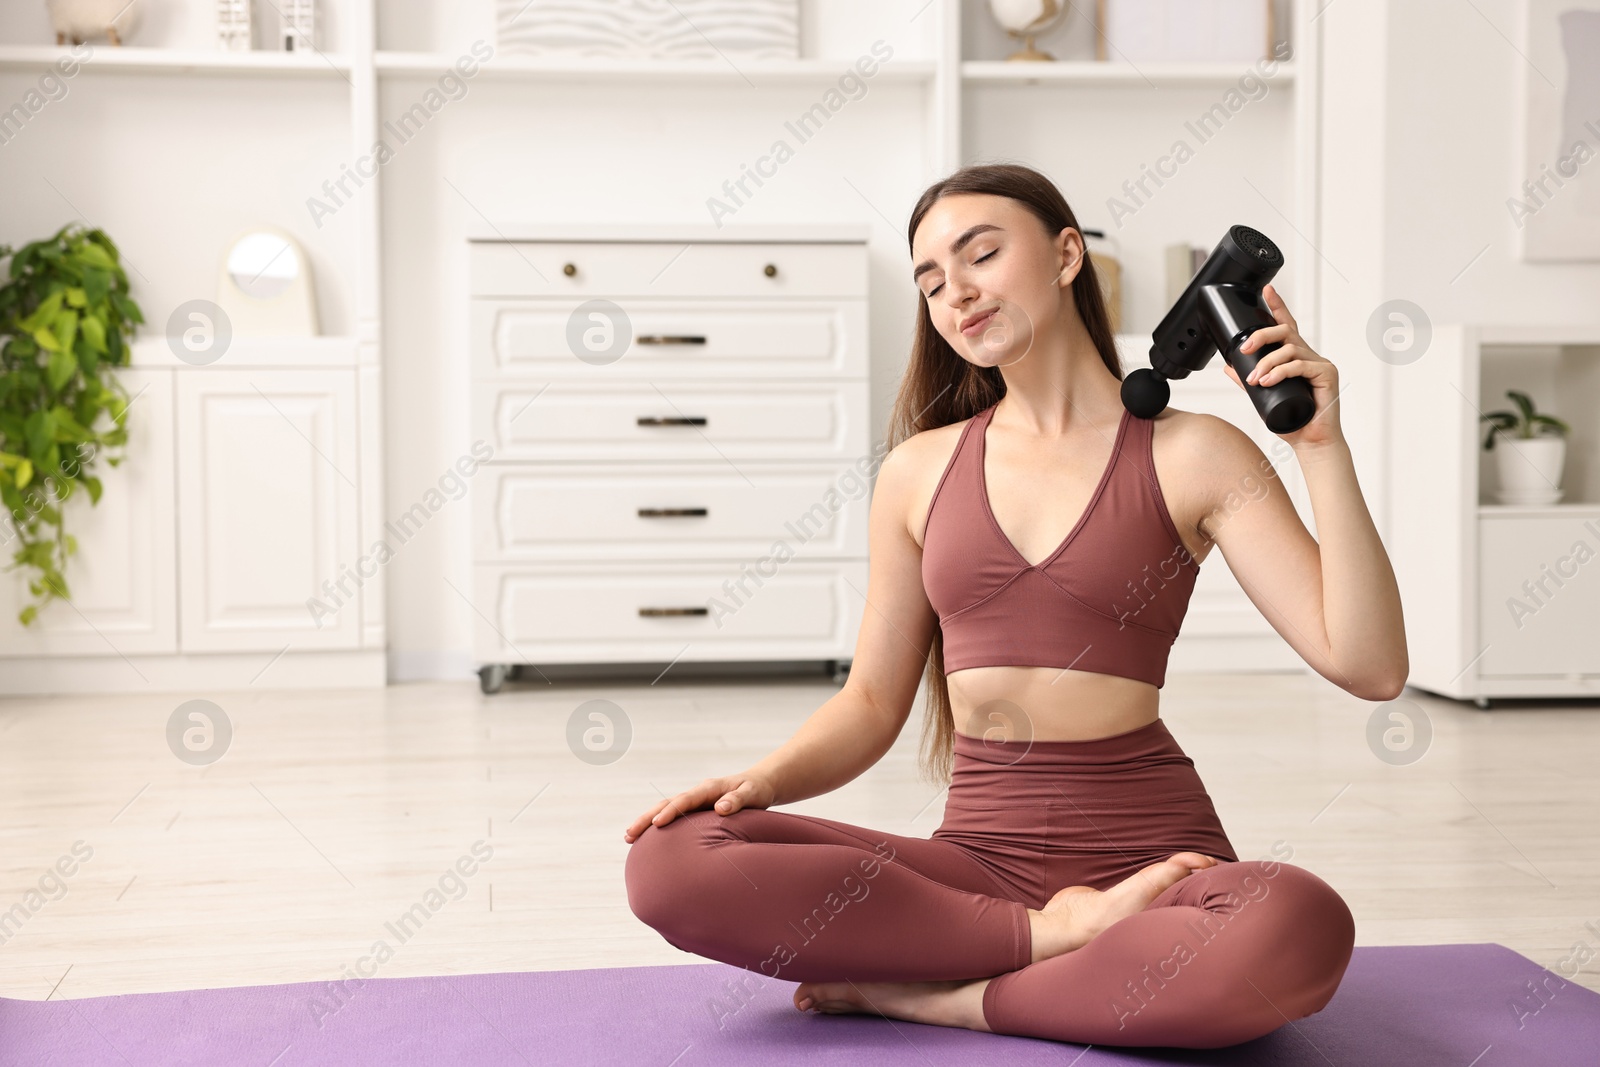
[1096,0,1273,63]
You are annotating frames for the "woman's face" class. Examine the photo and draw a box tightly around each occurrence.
[910,192,1082,367]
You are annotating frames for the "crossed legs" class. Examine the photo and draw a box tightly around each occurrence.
[624,807,1355,1048]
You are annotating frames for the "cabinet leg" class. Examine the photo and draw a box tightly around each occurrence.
[479,664,507,695]
[1474,696,1492,710]
[830,659,852,685]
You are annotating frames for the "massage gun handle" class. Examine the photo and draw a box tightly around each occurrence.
[1202,284,1316,435]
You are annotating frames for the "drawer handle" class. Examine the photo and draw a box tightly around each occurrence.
[638,507,709,518]
[636,335,707,345]
[637,415,707,426]
[639,606,709,617]
[763,263,778,277]
[562,263,577,277]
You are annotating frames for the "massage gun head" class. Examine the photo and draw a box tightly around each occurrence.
[1148,225,1283,380]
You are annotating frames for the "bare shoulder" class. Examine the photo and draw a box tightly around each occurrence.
[884,416,976,550]
[1148,407,1278,562]
[1150,407,1265,466]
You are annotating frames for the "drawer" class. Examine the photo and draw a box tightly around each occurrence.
[473,380,871,462]
[1477,514,1600,677]
[471,560,868,663]
[469,241,868,299]
[471,299,868,379]
[471,462,871,562]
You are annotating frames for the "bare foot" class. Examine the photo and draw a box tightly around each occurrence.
[1028,852,1219,963]
[793,977,991,1031]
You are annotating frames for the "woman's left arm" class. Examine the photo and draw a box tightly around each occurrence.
[1207,283,1409,700]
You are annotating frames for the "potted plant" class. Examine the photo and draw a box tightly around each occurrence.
[0,223,142,624]
[1479,389,1570,505]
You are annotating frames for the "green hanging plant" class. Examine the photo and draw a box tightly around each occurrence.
[0,223,143,625]
[1479,389,1570,451]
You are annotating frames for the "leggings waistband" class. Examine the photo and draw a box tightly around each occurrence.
[951,716,1182,769]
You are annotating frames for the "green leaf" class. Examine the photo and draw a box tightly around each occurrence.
[64,287,87,308]
[19,289,64,332]
[76,241,115,270]
[82,476,102,504]
[81,267,109,306]
[78,314,106,353]
[13,459,32,488]
[1530,413,1569,436]
[47,347,77,391]
[32,326,60,352]
[1506,390,1535,425]
[19,605,36,626]
[54,308,78,358]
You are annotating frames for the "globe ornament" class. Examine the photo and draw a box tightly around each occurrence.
[988,0,1067,62]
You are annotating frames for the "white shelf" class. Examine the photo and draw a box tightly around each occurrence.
[962,60,1295,87]
[1478,503,1600,514]
[375,52,936,83]
[0,45,353,77]
[1477,324,1600,346]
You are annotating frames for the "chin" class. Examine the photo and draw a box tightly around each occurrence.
[960,340,1021,367]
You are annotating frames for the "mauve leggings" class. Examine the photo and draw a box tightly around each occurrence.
[624,718,1356,1049]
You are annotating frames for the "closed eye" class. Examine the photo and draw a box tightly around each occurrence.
[923,249,998,300]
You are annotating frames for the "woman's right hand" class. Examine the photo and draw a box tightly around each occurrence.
[623,772,777,844]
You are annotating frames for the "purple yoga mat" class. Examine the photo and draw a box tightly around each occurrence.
[2,943,1595,1065]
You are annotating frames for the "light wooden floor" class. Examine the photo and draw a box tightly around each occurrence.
[1,671,1597,1002]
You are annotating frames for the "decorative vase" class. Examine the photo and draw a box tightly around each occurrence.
[1492,436,1566,505]
[46,0,140,46]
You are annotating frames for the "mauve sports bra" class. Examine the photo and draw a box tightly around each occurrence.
[921,401,1201,688]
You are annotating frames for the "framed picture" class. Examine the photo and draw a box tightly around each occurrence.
[1515,1,1600,261]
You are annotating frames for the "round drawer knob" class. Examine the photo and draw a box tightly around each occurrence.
[763,263,778,278]
[563,262,577,277]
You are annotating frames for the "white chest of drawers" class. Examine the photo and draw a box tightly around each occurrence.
[467,224,872,693]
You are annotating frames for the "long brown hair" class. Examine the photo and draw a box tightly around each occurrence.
[889,162,1124,786]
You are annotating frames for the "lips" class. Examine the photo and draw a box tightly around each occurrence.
[960,308,998,336]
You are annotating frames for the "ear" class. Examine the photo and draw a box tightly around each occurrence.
[1054,227,1085,288]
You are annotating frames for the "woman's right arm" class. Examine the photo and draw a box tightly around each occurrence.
[623,438,941,843]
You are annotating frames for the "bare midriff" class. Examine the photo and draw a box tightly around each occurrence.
[946,665,1160,743]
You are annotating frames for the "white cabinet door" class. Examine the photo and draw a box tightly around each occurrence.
[0,368,178,656]
[1478,513,1600,677]
[176,369,360,651]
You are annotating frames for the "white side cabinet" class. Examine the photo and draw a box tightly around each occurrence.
[0,341,384,693]
[1389,325,1600,705]
[0,367,178,656]
[467,225,873,693]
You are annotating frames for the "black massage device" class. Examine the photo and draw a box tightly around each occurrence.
[1121,225,1316,435]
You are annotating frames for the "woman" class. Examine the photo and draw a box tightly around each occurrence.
[623,163,1407,1049]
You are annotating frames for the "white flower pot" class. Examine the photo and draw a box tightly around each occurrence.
[1492,435,1566,505]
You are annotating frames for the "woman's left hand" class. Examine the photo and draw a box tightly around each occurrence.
[1219,283,1344,450]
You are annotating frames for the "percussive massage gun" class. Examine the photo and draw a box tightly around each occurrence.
[1121,225,1316,435]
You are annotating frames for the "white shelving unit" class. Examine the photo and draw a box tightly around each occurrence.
[1390,325,1600,704]
[0,1,1325,689]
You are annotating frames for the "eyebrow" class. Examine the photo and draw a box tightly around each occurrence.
[912,224,1004,283]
